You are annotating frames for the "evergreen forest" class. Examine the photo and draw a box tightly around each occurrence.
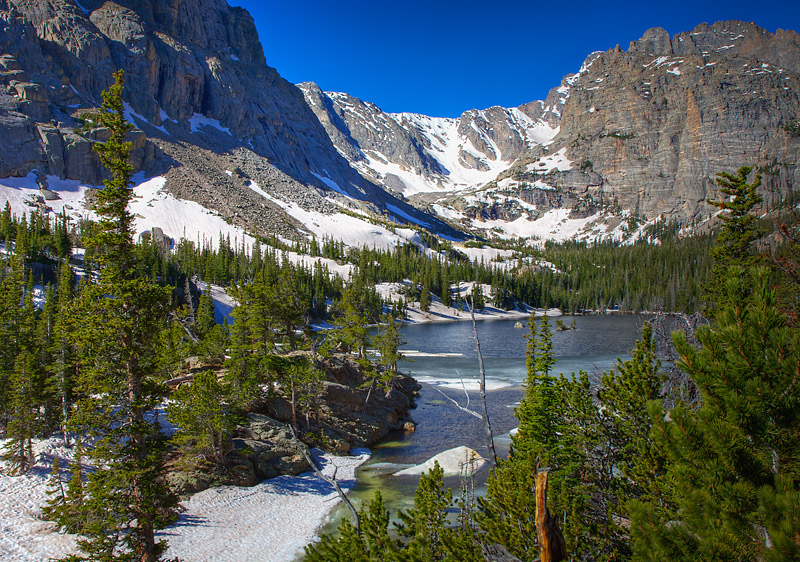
[0,74,798,562]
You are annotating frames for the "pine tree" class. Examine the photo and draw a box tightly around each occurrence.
[2,350,37,474]
[705,166,764,310]
[167,370,236,467]
[305,491,401,562]
[47,260,77,445]
[396,461,454,562]
[631,269,800,562]
[0,251,25,418]
[420,279,431,312]
[470,284,485,311]
[59,70,177,562]
[476,456,540,559]
[195,288,216,338]
[598,322,665,504]
[374,313,405,374]
[514,314,558,463]
[225,301,259,408]
[326,288,370,360]
[477,313,559,560]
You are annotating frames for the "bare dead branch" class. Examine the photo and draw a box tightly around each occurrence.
[289,424,360,535]
[471,304,498,468]
[431,385,482,419]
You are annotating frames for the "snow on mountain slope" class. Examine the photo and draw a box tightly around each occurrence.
[298,83,560,198]
[0,174,257,250]
[260,189,425,251]
[0,173,430,252]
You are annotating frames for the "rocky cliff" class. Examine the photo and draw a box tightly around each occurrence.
[304,21,800,238]
[0,0,457,242]
[499,21,800,227]
[167,354,420,497]
[1,3,798,243]
[298,81,561,197]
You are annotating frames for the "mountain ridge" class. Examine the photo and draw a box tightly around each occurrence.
[0,2,798,247]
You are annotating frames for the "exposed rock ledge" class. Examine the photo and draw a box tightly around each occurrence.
[168,354,420,496]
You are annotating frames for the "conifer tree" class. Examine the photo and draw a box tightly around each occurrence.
[0,201,11,242]
[705,166,763,309]
[304,491,400,562]
[0,251,25,418]
[195,289,216,338]
[2,350,38,474]
[420,279,431,312]
[47,260,77,445]
[470,283,485,310]
[326,288,370,360]
[168,370,236,467]
[477,313,559,560]
[43,449,88,535]
[374,313,405,374]
[225,301,259,408]
[476,457,540,559]
[631,269,800,562]
[395,461,454,561]
[514,314,558,463]
[598,322,665,504]
[60,70,177,562]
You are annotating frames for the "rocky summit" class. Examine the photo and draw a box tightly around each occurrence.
[0,1,798,244]
[0,0,455,244]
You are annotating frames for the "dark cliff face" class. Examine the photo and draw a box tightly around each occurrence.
[0,0,463,238]
[0,0,386,199]
[522,21,800,226]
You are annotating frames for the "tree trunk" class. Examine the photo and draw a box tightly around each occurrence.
[535,469,566,562]
[471,306,498,467]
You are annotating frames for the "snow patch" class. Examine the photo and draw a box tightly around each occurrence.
[310,171,348,196]
[188,114,231,135]
[394,446,486,477]
[124,102,169,135]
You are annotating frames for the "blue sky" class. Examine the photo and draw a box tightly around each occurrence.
[230,0,800,118]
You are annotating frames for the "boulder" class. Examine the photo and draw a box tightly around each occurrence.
[394,446,487,477]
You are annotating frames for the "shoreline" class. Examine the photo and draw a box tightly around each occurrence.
[400,303,562,325]
[162,448,370,562]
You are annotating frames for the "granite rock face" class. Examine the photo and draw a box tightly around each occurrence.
[263,353,420,455]
[0,0,459,238]
[2,3,798,239]
[303,21,800,231]
[298,81,562,196]
[166,354,420,496]
[508,21,800,226]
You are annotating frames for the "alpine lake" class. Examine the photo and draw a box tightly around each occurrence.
[313,313,650,542]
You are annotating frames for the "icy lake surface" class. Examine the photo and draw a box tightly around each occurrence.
[317,314,649,537]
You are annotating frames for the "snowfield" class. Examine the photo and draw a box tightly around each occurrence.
[0,437,369,562]
[162,448,370,562]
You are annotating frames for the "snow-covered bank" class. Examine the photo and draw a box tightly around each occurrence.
[162,448,370,562]
[402,302,559,325]
[376,280,561,325]
[0,438,77,562]
[0,438,369,562]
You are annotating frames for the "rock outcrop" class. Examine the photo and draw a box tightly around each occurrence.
[298,82,561,196]
[303,21,800,234]
[2,3,798,240]
[167,354,420,497]
[264,354,420,454]
[0,0,458,239]
[507,21,800,227]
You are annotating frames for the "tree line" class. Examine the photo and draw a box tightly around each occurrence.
[1,71,796,562]
[305,166,800,562]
